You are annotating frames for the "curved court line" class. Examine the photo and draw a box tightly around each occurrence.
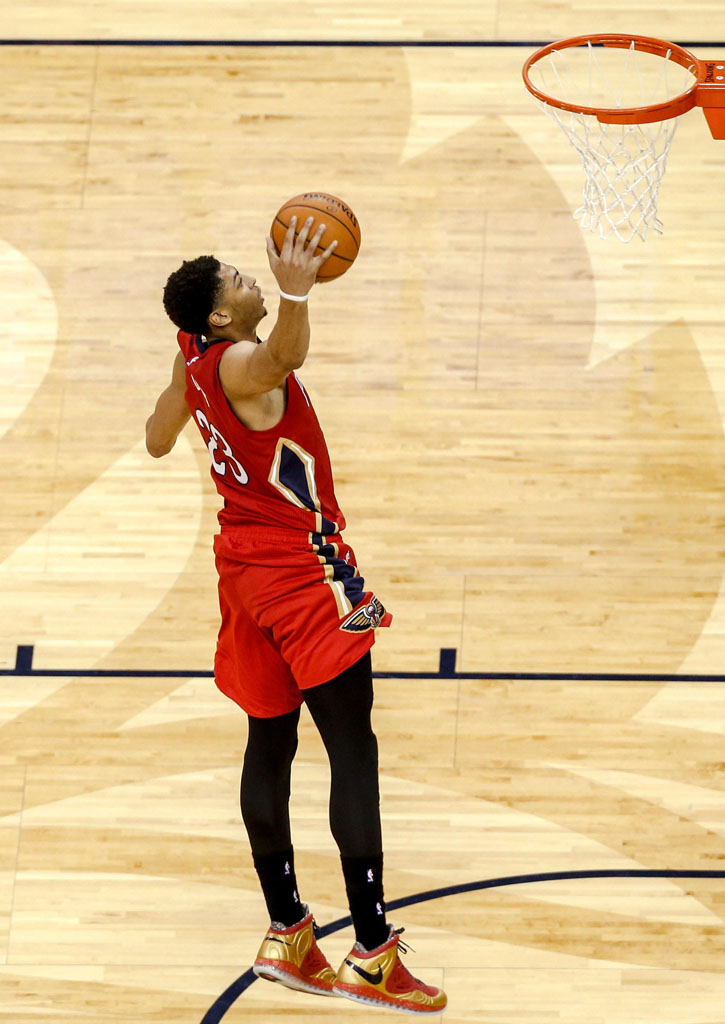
[200,867,725,1023]
[0,239,58,440]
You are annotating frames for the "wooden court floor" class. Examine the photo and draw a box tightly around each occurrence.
[2,3,725,1021]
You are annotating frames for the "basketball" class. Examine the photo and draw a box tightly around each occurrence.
[271,192,361,282]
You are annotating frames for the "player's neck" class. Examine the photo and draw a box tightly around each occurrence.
[208,324,258,344]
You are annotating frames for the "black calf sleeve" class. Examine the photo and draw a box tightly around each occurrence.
[304,653,383,858]
[241,706,300,857]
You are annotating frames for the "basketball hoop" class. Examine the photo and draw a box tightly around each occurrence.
[522,34,725,241]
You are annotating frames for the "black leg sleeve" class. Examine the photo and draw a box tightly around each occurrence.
[241,705,300,857]
[303,653,383,858]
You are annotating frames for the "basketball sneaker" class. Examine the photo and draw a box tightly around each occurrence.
[252,906,337,997]
[333,926,447,1014]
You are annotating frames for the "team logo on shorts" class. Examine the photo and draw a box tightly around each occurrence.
[340,596,386,633]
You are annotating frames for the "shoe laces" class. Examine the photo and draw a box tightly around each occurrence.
[394,927,416,955]
[392,927,428,986]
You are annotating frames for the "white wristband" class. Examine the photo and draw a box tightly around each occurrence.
[279,289,310,303]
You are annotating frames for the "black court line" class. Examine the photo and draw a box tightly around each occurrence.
[4,645,725,682]
[200,867,725,1023]
[0,39,723,48]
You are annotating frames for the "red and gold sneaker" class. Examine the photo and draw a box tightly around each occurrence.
[333,926,447,1015]
[253,906,337,997]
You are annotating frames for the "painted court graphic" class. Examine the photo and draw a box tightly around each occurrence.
[3,21,725,1024]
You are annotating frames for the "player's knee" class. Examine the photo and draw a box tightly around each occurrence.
[328,726,379,776]
[245,714,299,769]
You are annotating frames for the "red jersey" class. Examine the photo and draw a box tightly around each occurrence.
[177,330,346,534]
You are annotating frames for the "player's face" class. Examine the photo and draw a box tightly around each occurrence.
[215,262,267,326]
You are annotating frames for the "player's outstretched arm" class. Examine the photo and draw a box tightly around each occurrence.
[145,351,191,457]
[219,217,337,400]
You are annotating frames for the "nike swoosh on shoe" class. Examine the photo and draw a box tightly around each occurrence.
[345,959,384,985]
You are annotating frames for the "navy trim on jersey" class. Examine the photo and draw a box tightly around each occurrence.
[274,447,339,533]
[191,333,262,356]
[193,333,224,354]
[279,444,317,510]
[311,533,367,608]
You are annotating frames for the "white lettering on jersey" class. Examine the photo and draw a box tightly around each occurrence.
[194,409,249,484]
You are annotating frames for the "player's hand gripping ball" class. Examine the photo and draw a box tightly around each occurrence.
[271,193,361,282]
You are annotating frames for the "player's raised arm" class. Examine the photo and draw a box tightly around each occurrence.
[219,217,337,400]
[145,350,191,457]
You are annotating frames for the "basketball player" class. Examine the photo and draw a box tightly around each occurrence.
[146,216,447,1015]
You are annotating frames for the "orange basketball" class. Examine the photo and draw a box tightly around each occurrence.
[271,192,361,282]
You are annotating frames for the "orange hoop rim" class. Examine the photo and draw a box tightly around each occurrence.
[522,33,702,125]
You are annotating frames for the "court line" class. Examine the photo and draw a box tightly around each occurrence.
[4,645,725,682]
[0,39,722,48]
[199,867,725,1023]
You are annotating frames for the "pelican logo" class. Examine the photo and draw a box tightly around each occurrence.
[340,596,386,633]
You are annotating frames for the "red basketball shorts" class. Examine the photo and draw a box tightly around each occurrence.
[212,528,392,718]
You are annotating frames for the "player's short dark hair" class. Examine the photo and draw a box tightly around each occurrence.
[162,255,223,335]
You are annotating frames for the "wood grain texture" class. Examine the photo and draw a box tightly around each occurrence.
[1,7,725,1021]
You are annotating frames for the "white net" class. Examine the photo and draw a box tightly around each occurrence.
[528,40,698,241]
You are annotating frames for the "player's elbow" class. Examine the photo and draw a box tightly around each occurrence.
[146,439,171,458]
[145,429,174,458]
[276,349,308,375]
[262,347,306,378]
